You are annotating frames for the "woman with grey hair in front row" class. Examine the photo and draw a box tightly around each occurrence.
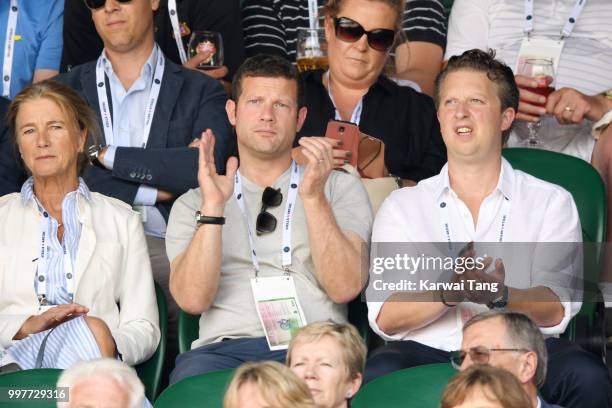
[57,358,151,408]
[0,80,159,369]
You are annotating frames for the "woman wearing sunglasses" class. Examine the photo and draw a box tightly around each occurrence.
[297,0,446,187]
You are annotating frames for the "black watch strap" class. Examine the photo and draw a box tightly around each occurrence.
[195,211,225,225]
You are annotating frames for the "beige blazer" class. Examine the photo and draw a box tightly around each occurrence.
[0,192,160,365]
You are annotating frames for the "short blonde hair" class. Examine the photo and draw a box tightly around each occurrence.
[441,365,532,408]
[8,79,100,176]
[224,361,316,408]
[287,321,366,382]
[57,358,145,408]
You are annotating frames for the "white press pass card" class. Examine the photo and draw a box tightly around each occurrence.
[250,276,307,351]
[516,37,565,74]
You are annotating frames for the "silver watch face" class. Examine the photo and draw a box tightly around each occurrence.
[87,144,101,158]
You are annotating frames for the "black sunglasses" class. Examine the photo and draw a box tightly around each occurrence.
[83,0,132,10]
[333,17,396,52]
[256,187,283,235]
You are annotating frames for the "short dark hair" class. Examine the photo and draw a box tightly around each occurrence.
[463,311,547,387]
[434,49,519,144]
[232,54,304,108]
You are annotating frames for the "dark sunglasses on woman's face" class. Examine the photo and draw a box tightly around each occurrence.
[333,17,396,52]
[256,187,283,235]
[83,0,132,10]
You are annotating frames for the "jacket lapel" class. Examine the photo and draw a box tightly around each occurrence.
[147,59,184,149]
[74,195,96,295]
[80,62,113,145]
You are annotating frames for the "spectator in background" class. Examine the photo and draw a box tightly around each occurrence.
[166,55,372,383]
[54,0,232,381]
[287,321,366,408]
[455,311,566,408]
[57,359,151,408]
[0,95,26,195]
[224,361,316,408]
[296,0,446,185]
[242,0,446,96]
[441,365,532,408]
[0,0,63,99]
[61,0,245,90]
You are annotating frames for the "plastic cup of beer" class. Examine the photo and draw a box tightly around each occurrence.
[296,28,328,73]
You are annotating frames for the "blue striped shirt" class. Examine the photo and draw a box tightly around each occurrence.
[20,177,91,305]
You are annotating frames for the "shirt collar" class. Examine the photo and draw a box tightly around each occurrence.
[434,157,515,204]
[21,177,92,208]
[101,44,158,86]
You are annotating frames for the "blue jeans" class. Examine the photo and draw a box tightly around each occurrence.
[170,337,286,384]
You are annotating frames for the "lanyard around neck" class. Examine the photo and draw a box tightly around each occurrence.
[439,191,511,252]
[95,44,165,147]
[167,0,188,64]
[524,0,587,39]
[2,0,18,98]
[325,71,363,125]
[36,210,75,306]
[234,161,300,277]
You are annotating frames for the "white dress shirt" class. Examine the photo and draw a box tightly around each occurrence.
[366,158,582,351]
[100,45,167,238]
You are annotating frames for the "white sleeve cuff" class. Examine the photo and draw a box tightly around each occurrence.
[592,109,612,140]
[134,185,158,206]
[103,145,117,170]
[539,300,580,336]
[366,301,406,341]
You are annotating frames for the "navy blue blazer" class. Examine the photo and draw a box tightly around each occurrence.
[54,55,232,220]
[0,96,27,196]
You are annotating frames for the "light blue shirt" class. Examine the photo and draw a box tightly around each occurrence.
[21,177,90,304]
[0,0,63,99]
[100,45,166,238]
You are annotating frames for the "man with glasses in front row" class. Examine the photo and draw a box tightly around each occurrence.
[165,54,373,383]
[454,311,561,408]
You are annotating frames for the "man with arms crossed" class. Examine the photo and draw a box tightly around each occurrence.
[166,54,372,383]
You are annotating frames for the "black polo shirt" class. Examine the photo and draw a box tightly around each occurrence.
[298,70,447,182]
[60,0,245,79]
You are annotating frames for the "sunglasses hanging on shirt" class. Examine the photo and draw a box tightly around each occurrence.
[256,187,283,235]
[333,17,396,52]
[83,0,132,10]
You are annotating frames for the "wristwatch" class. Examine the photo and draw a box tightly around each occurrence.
[87,144,106,169]
[487,285,509,309]
[195,210,225,225]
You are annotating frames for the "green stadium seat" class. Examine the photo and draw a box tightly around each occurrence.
[351,363,455,408]
[0,368,62,408]
[154,368,235,408]
[502,147,606,354]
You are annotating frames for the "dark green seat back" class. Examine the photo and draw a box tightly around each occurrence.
[154,368,235,408]
[136,281,168,401]
[502,148,606,339]
[0,369,62,408]
[352,363,456,408]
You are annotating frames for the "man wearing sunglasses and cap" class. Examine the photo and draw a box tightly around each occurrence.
[165,54,373,384]
[54,0,232,379]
